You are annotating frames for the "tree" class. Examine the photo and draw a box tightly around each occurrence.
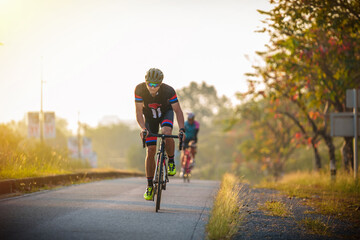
[84,123,140,169]
[234,97,302,179]
[126,144,145,172]
[248,0,360,176]
[176,82,236,180]
[177,81,232,125]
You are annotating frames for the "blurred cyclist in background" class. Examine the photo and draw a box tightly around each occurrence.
[183,112,199,161]
[180,140,197,178]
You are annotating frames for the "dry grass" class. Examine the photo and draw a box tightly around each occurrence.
[256,171,360,226]
[207,173,245,240]
[0,141,90,179]
[298,217,331,236]
[258,200,292,217]
[0,124,92,179]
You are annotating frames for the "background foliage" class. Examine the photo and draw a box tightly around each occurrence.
[2,1,359,182]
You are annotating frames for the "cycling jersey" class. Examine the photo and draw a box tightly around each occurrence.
[135,82,179,146]
[135,82,178,120]
[184,120,199,141]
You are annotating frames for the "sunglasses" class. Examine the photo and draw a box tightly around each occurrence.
[147,82,160,88]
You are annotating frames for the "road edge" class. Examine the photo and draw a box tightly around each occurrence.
[0,170,145,195]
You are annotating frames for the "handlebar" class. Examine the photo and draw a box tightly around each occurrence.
[142,132,183,150]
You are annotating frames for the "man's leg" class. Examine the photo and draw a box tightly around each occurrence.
[162,126,174,156]
[144,144,156,200]
[145,145,157,179]
[144,145,156,200]
[161,126,176,176]
[143,118,158,201]
[191,149,197,166]
[160,111,176,176]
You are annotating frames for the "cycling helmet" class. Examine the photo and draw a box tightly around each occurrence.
[145,68,164,83]
[187,112,195,119]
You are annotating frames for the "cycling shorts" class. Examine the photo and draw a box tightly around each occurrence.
[145,110,174,146]
[184,138,196,149]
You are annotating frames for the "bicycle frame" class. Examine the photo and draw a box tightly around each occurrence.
[153,136,168,190]
[182,152,192,183]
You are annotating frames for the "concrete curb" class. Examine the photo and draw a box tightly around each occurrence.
[0,171,145,195]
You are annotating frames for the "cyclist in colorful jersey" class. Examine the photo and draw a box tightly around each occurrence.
[135,68,185,201]
[180,140,197,178]
[181,112,199,171]
[184,112,200,153]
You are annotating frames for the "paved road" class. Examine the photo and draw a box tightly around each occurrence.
[0,177,219,240]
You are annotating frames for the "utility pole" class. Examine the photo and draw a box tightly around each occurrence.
[354,89,359,179]
[77,111,82,159]
[40,56,45,143]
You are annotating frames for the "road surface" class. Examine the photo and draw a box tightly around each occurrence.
[0,177,219,240]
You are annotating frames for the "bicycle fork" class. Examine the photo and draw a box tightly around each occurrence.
[153,153,169,185]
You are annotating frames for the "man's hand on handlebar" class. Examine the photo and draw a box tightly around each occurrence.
[179,128,186,150]
[179,128,186,141]
[141,128,149,148]
[141,128,149,139]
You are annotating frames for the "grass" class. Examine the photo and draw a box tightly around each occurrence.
[0,124,91,179]
[0,152,90,179]
[0,142,91,179]
[206,173,245,240]
[298,217,331,236]
[256,170,360,226]
[258,200,291,217]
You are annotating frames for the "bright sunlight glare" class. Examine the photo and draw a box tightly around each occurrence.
[0,0,271,132]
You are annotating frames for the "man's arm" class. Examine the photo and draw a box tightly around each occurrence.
[135,102,146,130]
[194,129,199,142]
[171,102,185,130]
[194,121,200,142]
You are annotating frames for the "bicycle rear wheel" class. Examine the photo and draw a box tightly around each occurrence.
[155,153,163,212]
[187,164,191,183]
[183,162,190,182]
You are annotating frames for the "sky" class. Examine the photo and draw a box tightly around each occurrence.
[0,0,272,133]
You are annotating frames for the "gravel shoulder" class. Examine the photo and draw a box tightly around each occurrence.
[234,184,360,240]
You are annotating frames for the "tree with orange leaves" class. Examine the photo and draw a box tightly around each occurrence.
[246,0,360,176]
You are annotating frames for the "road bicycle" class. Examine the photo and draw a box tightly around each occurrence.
[143,131,183,212]
[182,153,192,183]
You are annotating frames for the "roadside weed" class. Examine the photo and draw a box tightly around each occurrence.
[207,173,245,240]
[256,171,360,225]
[258,200,291,217]
[298,217,331,236]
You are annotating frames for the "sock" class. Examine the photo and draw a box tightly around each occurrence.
[168,155,174,164]
[147,177,153,187]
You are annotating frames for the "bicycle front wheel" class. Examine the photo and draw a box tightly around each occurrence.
[155,153,163,212]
